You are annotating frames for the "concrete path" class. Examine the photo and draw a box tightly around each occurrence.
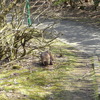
[7,13,100,55]
[33,18,100,55]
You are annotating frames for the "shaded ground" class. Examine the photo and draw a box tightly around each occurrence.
[48,5,100,28]
[0,40,95,100]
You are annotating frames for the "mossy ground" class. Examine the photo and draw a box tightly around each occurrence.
[0,39,95,100]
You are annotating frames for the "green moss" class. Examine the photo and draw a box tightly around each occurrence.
[0,94,9,100]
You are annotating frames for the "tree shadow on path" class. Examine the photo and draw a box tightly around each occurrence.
[38,18,100,54]
[54,19,100,54]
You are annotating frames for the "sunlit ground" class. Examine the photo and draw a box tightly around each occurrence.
[0,39,95,100]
